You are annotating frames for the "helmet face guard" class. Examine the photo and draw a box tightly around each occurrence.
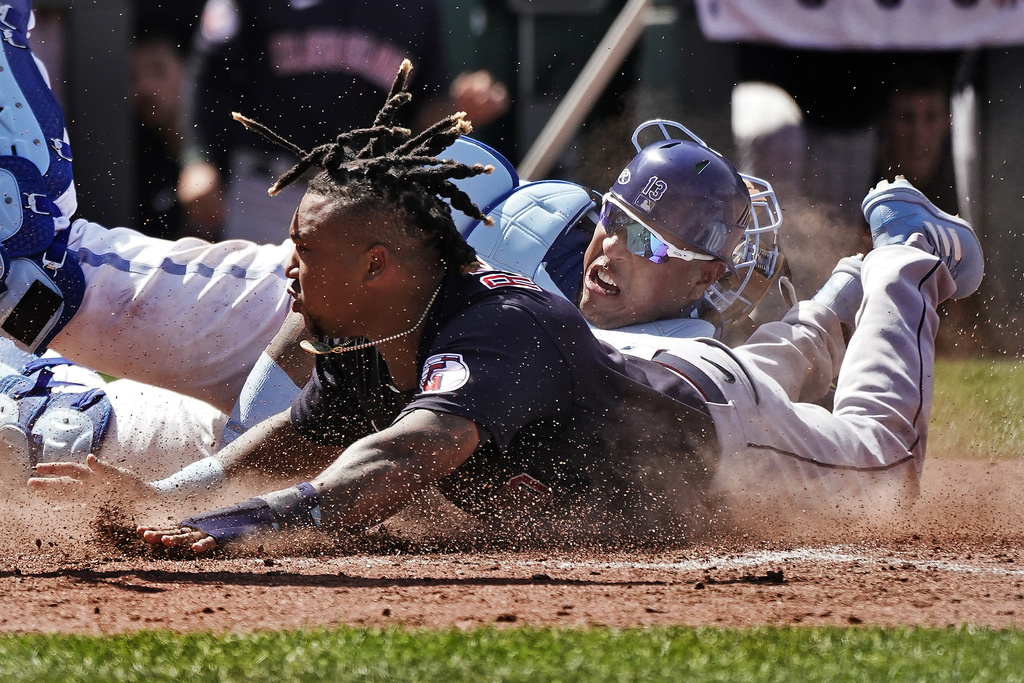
[623,119,785,324]
[705,215,786,325]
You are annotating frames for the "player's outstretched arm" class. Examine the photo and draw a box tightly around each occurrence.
[149,408,338,498]
[139,409,481,553]
[312,409,481,531]
[30,407,337,506]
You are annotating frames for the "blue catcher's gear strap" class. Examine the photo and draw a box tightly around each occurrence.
[14,356,105,408]
[181,482,322,545]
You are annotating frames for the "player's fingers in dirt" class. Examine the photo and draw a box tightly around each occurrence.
[138,526,216,552]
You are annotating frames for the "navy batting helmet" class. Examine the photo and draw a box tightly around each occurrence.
[609,124,751,265]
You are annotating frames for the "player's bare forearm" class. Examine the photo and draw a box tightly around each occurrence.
[142,410,481,554]
[311,409,481,532]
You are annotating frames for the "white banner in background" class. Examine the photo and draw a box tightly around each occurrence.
[695,0,1024,50]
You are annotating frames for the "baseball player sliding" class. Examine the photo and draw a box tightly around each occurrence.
[0,3,979,546]
[117,64,978,551]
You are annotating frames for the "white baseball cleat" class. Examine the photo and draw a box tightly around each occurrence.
[861,176,983,299]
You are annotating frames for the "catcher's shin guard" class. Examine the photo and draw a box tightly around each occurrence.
[441,136,520,234]
[462,180,597,300]
[0,0,75,226]
[0,158,84,353]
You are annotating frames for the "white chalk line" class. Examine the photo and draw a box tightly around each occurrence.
[284,546,1024,579]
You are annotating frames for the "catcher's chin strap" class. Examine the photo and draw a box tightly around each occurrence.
[181,482,322,545]
[778,274,798,309]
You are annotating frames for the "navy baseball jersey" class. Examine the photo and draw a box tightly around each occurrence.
[292,268,720,534]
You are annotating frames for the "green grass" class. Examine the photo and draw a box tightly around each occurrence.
[1,625,1022,682]
[930,358,1024,460]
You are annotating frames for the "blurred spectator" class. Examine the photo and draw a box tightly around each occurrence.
[732,48,959,217]
[131,35,188,239]
[732,47,892,223]
[874,62,958,216]
[179,0,508,244]
[132,2,206,239]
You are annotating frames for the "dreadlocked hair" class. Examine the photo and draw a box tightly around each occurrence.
[231,59,494,272]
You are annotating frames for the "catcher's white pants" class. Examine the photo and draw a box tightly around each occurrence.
[691,244,954,515]
[50,219,293,413]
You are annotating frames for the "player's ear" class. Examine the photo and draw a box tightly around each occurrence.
[365,244,389,281]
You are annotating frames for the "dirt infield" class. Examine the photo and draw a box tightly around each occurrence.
[3,458,1024,634]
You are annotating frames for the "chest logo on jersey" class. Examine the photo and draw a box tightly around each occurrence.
[420,353,470,393]
[478,272,542,292]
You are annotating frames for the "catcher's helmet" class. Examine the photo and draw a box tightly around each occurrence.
[616,120,784,324]
[609,123,751,266]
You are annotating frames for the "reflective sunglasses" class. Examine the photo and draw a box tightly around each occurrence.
[599,194,716,264]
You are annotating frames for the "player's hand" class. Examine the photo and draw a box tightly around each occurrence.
[450,70,510,128]
[177,160,225,240]
[138,525,218,553]
[28,454,157,503]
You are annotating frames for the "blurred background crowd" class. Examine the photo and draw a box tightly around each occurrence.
[28,0,1024,354]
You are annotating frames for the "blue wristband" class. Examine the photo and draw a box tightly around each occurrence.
[181,482,321,545]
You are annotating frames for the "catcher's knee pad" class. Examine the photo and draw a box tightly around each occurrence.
[0,356,110,480]
[441,136,519,234]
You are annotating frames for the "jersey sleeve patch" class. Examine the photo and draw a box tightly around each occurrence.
[477,272,542,292]
[419,353,470,393]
